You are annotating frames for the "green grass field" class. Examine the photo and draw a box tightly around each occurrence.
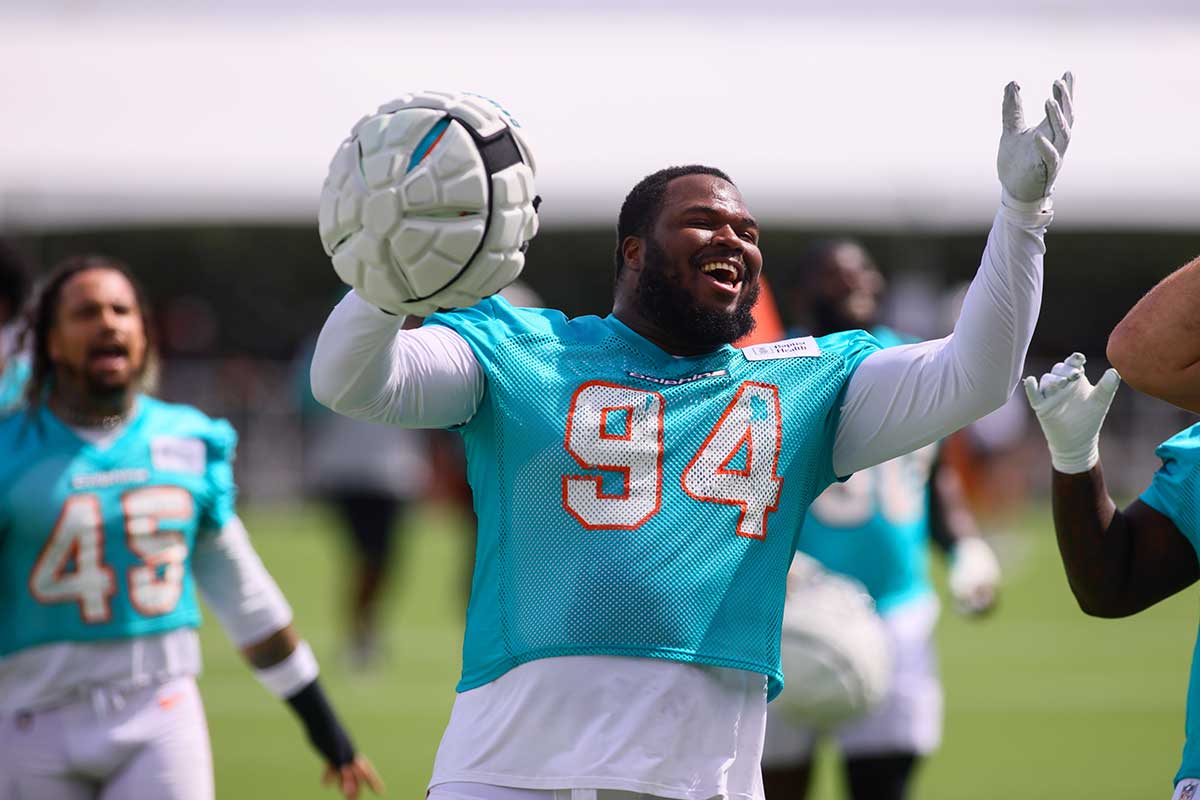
[198,502,1196,799]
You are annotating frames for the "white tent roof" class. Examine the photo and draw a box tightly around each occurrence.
[2,4,1197,230]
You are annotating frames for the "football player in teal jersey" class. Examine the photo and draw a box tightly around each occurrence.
[312,74,1073,800]
[0,256,381,800]
[0,239,31,411]
[762,240,1001,800]
[1026,259,1200,800]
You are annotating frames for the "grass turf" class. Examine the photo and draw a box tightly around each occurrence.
[196,503,1195,799]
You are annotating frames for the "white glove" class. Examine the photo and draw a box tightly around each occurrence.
[997,72,1074,209]
[948,537,1001,616]
[1023,352,1121,474]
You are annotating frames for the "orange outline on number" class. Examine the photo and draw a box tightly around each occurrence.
[681,381,784,540]
[598,405,635,441]
[122,486,193,617]
[28,495,115,623]
[562,380,665,530]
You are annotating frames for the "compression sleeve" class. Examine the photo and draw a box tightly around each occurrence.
[309,290,485,428]
[192,516,294,648]
[832,203,1049,477]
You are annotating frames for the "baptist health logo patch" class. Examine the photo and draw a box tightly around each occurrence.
[151,436,206,475]
[742,336,821,361]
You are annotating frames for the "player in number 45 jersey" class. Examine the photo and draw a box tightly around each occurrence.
[0,256,380,800]
[312,74,1073,800]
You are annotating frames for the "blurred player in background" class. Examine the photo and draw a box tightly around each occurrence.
[295,319,430,670]
[0,256,380,799]
[1025,257,1200,800]
[762,240,1001,800]
[311,74,1072,800]
[0,239,31,410]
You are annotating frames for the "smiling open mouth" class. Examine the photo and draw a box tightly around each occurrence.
[699,259,743,288]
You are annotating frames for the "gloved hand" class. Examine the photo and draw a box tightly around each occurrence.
[997,72,1074,209]
[948,537,1001,617]
[1023,352,1121,474]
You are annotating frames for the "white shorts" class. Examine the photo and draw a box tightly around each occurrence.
[429,784,679,800]
[0,675,213,800]
[1174,779,1200,800]
[762,596,943,764]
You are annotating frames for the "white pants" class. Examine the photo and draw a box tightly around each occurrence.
[762,596,943,763]
[429,784,683,800]
[0,676,213,800]
[1174,779,1200,799]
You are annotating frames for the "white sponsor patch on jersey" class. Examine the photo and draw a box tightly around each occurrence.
[742,337,821,361]
[151,436,206,475]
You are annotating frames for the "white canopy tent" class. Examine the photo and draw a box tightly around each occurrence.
[1,3,1197,231]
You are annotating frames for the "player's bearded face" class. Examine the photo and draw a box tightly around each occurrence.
[634,235,760,349]
[629,174,763,349]
[48,269,148,397]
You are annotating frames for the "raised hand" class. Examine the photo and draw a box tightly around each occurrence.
[998,72,1074,206]
[1024,352,1120,474]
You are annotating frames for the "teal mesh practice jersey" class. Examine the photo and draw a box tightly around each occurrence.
[0,397,237,657]
[427,298,880,699]
[0,354,29,411]
[795,327,939,613]
[1139,422,1200,785]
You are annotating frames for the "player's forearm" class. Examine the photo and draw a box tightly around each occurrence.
[241,625,360,769]
[1050,466,1138,617]
[832,206,1049,475]
[1107,255,1200,412]
[242,624,300,668]
[310,290,485,427]
[193,517,293,647]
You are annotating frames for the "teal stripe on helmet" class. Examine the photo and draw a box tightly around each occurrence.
[407,117,451,174]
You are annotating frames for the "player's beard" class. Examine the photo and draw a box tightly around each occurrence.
[634,236,759,350]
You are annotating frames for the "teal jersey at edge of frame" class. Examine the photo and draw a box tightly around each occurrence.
[1140,422,1200,786]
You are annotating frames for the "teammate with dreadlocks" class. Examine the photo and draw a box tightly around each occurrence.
[0,255,381,800]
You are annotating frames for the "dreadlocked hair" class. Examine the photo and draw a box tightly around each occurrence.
[22,254,160,411]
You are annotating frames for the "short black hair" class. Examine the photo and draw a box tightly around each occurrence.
[614,165,734,279]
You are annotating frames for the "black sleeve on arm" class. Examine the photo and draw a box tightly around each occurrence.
[927,469,954,556]
[285,680,356,767]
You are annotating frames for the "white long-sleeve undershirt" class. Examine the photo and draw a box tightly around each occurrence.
[192,516,294,648]
[311,201,1048,798]
[311,204,1048,476]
